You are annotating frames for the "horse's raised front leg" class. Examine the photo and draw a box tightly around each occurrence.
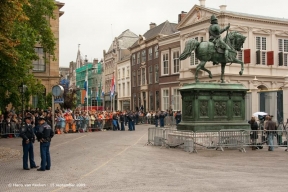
[220,63,226,83]
[232,58,244,75]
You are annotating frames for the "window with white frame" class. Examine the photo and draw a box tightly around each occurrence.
[132,54,136,65]
[122,68,124,78]
[173,89,181,111]
[148,47,153,60]
[154,45,158,59]
[278,38,288,66]
[256,36,267,65]
[162,53,169,75]
[127,67,129,77]
[141,68,146,85]
[122,83,125,97]
[162,89,169,111]
[173,50,180,73]
[33,47,45,71]
[149,66,153,84]
[189,37,202,65]
[137,52,140,64]
[141,50,146,63]
[118,69,120,79]
[137,69,141,86]
[155,64,159,83]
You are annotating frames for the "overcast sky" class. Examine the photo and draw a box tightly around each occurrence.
[59,0,288,67]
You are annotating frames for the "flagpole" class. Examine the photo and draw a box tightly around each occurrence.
[91,89,92,111]
[86,67,88,112]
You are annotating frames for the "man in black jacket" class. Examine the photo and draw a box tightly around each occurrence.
[20,117,38,170]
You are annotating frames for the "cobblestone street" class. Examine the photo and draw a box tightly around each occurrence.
[0,124,287,192]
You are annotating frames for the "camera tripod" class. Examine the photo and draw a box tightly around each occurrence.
[278,119,288,151]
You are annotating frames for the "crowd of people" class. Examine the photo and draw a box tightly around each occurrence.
[248,115,286,151]
[0,106,182,136]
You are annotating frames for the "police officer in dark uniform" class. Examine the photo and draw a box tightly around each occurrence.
[36,117,54,171]
[154,112,159,127]
[119,112,125,131]
[20,117,38,170]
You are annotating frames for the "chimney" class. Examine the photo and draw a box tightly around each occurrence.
[178,11,187,23]
[199,0,205,7]
[220,5,227,11]
[149,22,156,29]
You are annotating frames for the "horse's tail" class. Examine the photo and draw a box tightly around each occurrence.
[179,39,200,60]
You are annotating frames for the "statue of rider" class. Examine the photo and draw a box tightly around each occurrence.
[209,15,233,63]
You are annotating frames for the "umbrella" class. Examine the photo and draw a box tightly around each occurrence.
[253,112,267,117]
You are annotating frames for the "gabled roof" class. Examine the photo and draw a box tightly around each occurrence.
[178,4,288,30]
[143,20,178,40]
[130,20,178,49]
[107,29,138,52]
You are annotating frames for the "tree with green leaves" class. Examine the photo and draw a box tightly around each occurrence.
[0,0,57,111]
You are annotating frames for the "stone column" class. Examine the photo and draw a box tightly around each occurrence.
[250,77,259,115]
[283,75,288,122]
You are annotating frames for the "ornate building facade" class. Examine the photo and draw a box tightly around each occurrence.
[103,29,138,111]
[177,0,288,122]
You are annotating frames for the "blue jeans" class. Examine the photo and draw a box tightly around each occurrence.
[22,141,36,169]
[155,119,158,127]
[159,119,164,127]
[129,121,135,131]
[267,133,274,151]
[40,142,51,170]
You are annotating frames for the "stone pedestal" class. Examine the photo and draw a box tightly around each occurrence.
[178,82,249,131]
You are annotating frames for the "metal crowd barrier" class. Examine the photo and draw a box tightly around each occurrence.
[217,129,249,152]
[146,127,177,146]
[193,131,219,152]
[0,122,21,138]
[148,128,288,153]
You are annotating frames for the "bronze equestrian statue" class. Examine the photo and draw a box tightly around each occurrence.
[179,14,247,83]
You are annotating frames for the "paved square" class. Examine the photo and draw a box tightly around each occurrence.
[0,124,287,192]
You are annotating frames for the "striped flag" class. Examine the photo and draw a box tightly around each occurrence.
[83,71,88,102]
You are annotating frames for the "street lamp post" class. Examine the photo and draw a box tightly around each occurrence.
[18,83,27,126]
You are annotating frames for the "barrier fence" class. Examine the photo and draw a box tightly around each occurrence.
[147,128,288,153]
[0,122,21,138]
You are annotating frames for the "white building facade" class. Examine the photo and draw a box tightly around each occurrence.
[117,57,131,111]
[177,0,288,122]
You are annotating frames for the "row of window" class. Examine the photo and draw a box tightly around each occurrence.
[132,65,159,87]
[189,37,288,66]
[132,45,159,65]
[117,82,130,98]
[132,89,181,111]
[117,67,130,79]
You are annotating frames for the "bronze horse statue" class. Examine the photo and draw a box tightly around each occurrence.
[179,31,246,83]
